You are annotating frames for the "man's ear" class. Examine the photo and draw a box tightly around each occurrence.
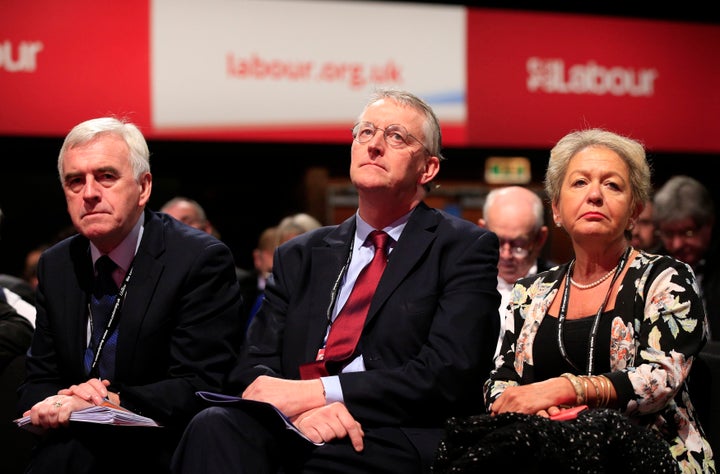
[418,156,440,188]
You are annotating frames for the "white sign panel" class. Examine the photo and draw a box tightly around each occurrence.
[151,0,465,130]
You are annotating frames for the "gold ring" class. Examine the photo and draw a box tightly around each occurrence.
[53,401,62,408]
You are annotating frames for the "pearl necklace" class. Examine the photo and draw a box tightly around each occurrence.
[569,264,619,289]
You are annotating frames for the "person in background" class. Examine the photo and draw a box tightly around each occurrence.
[21,244,47,292]
[161,195,254,317]
[275,212,323,246]
[244,225,278,328]
[18,117,244,473]
[245,215,322,328]
[171,88,501,474]
[160,196,218,237]
[653,175,719,340]
[629,197,663,253]
[478,185,555,356]
[480,129,712,471]
[0,207,36,372]
[0,207,38,305]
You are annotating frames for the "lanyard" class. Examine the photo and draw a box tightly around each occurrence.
[87,264,134,376]
[557,247,631,375]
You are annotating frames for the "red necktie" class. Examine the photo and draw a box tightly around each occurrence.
[300,230,390,378]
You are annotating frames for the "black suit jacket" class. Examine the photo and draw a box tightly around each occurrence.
[233,202,500,459]
[18,209,243,430]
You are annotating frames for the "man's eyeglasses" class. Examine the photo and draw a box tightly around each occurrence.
[657,226,701,241]
[352,122,429,154]
[498,238,533,258]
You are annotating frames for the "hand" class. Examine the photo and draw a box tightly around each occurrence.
[242,375,324,418]
[23,393,93,429]
[490,378,574,416]
[292,402,364,451]
[58,378,112,406]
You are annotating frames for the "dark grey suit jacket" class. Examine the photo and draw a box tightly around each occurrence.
[233,202,500,462]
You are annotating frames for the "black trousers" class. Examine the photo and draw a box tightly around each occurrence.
[170,405,433,474]
[24,423,179,474]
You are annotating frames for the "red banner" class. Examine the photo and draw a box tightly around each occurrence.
[0,0,150,136]
[2,3,719,153]
[467,9,720,152]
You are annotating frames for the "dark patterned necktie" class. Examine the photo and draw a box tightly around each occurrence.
[83,255,119,378]
[300,230,389,378]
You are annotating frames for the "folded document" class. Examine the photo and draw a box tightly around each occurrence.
[14,401,160,433]
[196,391,323,446]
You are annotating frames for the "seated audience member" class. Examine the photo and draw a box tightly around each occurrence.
[0,206,36,370]
[161,195,253,306]
[275,212,322,246]
[478,186,555,356]
[652,175,720,453]
[21,244,46,291]
[245,215,321,328]
[629,198,663,253]
[0,209,37,306]
[18,117,243,473]
[478,129,713,471]
[170,88,501,474]
[653,175,719,340]
[244,214,322,327]
[160,196,217,236]
[244,225,278,327]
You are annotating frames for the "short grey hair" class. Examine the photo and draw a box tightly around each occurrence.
[544,128,651,210]
[57,117,150,183]
[360,88,445,162]
[653,175,714,227]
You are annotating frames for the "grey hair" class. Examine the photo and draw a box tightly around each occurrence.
[544,128,651,210]
[653,175,714,227]
[359,88,445,162]
[57,117,150,183]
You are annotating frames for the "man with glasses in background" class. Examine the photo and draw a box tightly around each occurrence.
[653,175,719,340]
[478,186,556,357]
[653,174,720,456]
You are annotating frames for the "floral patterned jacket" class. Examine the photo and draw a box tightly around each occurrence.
[484,250,715,473]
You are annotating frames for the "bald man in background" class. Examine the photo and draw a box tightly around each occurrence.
[479,186,556,356]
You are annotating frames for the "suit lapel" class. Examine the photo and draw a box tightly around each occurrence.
[302,219,356,359]
[69,236,96,377]
[364,202,437,326]
[113,210,165,376]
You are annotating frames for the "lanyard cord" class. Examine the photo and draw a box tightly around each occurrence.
[87,264,134,376]
[557,247,631,375]
[326,240,354,326]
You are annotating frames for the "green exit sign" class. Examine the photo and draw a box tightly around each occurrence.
[484,156,531,184]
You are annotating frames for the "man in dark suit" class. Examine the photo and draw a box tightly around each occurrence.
[171,89,501,473]
[18,117,244,473]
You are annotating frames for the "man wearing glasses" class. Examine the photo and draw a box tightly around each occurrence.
[171,89,500,473]
[653,175,719,340]
[479,186,555,357]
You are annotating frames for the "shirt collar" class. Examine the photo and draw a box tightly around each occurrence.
[90,212,145,273]
[354,210,410,249]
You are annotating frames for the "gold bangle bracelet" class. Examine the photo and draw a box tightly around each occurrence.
[585,376,603,408]
[560,373,586,406]
[598,375,612,407]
